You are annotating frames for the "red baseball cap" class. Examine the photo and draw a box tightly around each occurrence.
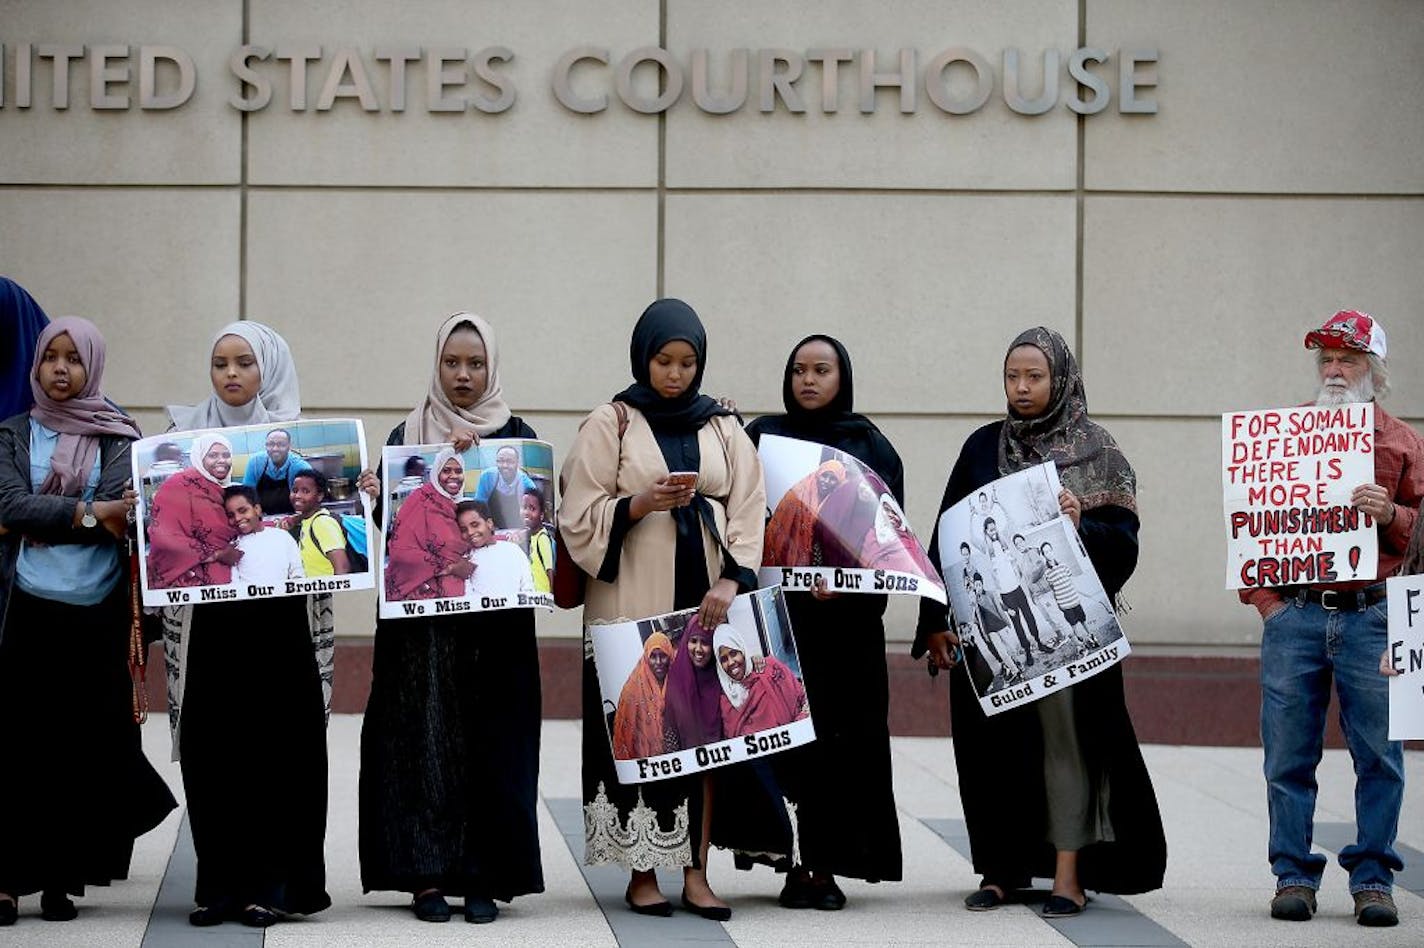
[1304,310,1386,360]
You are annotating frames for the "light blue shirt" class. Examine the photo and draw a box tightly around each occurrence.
[15,420,122,605]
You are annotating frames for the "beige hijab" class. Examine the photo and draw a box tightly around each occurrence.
[403,311,512,444]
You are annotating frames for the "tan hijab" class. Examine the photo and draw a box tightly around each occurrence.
[403,312,512,445]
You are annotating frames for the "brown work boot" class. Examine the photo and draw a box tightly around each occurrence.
[1353,890,1398,927]
[1269,885,1316,921]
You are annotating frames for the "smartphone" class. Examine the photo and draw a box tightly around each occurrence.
[666,471,698,489]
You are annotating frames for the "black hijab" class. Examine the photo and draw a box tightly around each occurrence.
[612,298,733,434]
[746,334,905,505]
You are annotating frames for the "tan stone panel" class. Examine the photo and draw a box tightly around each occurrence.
[1083,196,1424,416]
[244,190,657,410]
[0,1,240,184]
[1085,0,1424,193]
[664,192,1077,416]
[666,0,1078,189]
[0,187,240,411]
[1111,417,1264,647]
[245,0,659,186]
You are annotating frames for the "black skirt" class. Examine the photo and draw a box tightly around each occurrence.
[178,596,330,914]
[359,611,544,901]
[773,592,903,882]
[0,584,177,897]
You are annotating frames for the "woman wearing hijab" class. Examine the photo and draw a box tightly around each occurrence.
[145,434,240,587]
[662,616,723,751]
[612,632,674,759]
[0,277,51,420]
[383,448,471,600]
[358,312,543,925]
[915,327,1166,918]
[764,459,846,565]
[712,624,808,738]
[746,334,907,909]
[562,298,774,921]
[164,321,331,928]
[0,318,177,926]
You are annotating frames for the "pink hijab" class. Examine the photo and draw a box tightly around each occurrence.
[28,317,140,496]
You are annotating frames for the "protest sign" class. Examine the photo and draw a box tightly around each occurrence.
[935,461,1129,716]
[589,586,814,784]
[757,433,945,604]
[1222,403,1376,589]
[1387,575,1424,741]
[134,418,373,606]
[379,439,556,619]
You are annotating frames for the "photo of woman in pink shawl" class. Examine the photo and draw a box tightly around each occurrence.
[383,447,472,600]
[713,624,808,739]
[661,617,724,752]
[145,433,240,587]
[861,492,938,579]
[763,459,847,566]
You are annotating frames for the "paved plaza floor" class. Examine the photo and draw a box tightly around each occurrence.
[5,716,1421,947]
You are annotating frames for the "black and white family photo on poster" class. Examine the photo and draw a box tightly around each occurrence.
[589,585,814,784]
[938,461,1129,715]
[757,433,945,603]
[132,418,374,607]
[378,438,556,619]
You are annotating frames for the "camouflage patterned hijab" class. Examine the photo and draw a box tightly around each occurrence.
[997,327,1137,514]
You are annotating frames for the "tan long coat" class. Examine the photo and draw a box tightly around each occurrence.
[559,403,765,624]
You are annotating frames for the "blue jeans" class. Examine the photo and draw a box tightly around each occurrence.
[1259,596,1404,893]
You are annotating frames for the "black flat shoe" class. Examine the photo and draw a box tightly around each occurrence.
[240,906,278,928]
[412,891,451,922]
[1042,895,1086,917]
[680,891,732,922]
[188,901,233,927]
[39,892,77,922]
[778,873,815,909]
[964,887,1005,911]
[463,897,498,924]
[624,888,672,917]
[812,879,846,911]
[0,898,16,927]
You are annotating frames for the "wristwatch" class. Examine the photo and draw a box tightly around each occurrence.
[81,500,97,528]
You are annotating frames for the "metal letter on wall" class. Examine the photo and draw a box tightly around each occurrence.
[1067,47,1109,115]
[615,47,682,114]
[229,45,272,111]
[471,46,515,113]
[859,48,915,114]
[139,46,196,110]
[757,49,806,113]
[316,47,380,111]
[89,44,130,109]
[1119,48,1158,114]
[276,46,322,110]
[805,48,853,113]
[924,47,992,115]
[690,48,748,114]
[374,47,420,112]
[426,47,469,112]
[1002,48,1059,115]
[37,44,84,109]
[552,46,609,113]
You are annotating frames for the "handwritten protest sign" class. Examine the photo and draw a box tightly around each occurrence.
[1222,403,1376,590]
[1387,575,1424,741]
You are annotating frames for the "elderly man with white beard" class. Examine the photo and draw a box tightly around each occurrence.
[1240,311,1423,928]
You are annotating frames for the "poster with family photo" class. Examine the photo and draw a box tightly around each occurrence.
[589,586,815,784]
[936,461,1129,716]
[378,438,556,619]
[133,418,374,607]
[757,433,946,604]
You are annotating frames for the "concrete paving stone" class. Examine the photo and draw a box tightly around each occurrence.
[12,714,1418,947]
